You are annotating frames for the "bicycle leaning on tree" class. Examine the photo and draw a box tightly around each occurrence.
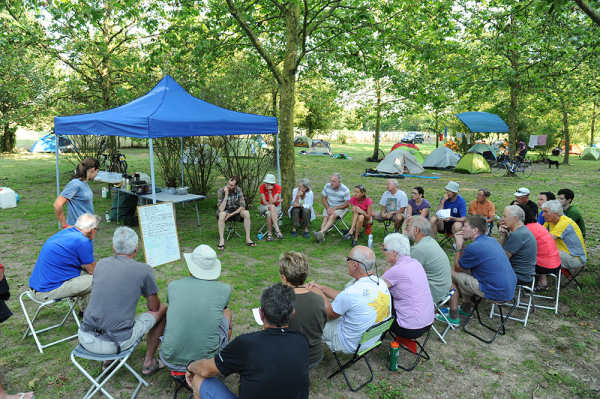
[491,154,533,177]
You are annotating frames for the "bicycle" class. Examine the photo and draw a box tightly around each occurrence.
[96,138,128,174]
[491,156,533,178]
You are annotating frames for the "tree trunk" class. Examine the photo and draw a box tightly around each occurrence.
[591,100,597,146]
[561,102,570,165]
[507,79,520,157]
[271,87,278,117]
[434,112,439,148]
[1,123,16,153]
[277,4,300,207]
[371,86,382,160]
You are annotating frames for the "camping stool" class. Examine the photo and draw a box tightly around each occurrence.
[70,339,148,399]
[19,290,81,354]
[386,325,431,372]
[438,232,454,249]
[490,277,535,327]
[328,317,393,392]
[382,218,393,234]
[462,296,517,344]
[326,210,350,237]
[533,267,561,314]
[225,219,241,240]
[257,207,283,238]
[561,266,584,290]
[432,288,457,344]
[170,370,193,399]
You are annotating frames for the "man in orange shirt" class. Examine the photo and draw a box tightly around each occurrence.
[468,189,496,233]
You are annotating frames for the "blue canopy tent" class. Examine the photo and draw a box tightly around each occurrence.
[455,112,509,133]
[54,75,279,204]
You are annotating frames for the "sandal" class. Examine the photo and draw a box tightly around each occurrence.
[275,231,283,239]
[142,359,164,376]
[246,241,257,247]
[266,233,274,241]
[217,243,225,251]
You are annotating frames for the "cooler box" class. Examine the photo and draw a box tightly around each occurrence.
[0,187,17,209]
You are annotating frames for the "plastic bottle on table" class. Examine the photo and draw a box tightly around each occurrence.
[105,210,111,223]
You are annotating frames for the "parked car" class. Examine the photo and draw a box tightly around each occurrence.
[401,132,425,144]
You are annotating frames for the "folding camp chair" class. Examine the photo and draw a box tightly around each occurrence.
[534,268,561,314]
[328,317,393,392]
[490,278,535,327]
[326,209,350,237]
[19,290,81,354]
[432,288,457,344]
[561,267,584,290]
[386,325,431,372]
[71,339,148,399]
[257,207,283,239]
[462,296,517,344]
[225,219,241,240]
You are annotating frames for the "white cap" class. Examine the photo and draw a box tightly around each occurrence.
[513,187,530,197]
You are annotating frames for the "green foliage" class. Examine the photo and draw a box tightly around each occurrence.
[296,76,342,138]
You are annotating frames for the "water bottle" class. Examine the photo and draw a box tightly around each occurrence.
[105,210,111,223]
[367,234,373,249]
[388,341,399,371]
[101,186,107,198]
[257,233,263,240]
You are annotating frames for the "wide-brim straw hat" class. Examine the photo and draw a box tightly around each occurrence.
[183,245,221,280]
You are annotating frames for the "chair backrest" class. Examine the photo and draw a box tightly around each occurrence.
[360,317,394,345]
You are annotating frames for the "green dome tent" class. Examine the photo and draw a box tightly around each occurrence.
[581,147,600,160]
[455,153,490,174]
[406,148,425,164]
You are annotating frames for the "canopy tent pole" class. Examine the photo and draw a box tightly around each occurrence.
[55,134,61,230]
[276,132,281,185]
[180,137,184,187]
[149,138,157,204]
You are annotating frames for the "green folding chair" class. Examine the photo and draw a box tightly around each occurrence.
[328,317,393,392]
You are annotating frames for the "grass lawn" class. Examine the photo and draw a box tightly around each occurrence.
[0,142,598,398]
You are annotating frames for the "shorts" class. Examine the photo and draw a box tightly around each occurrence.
[199,377,237,399]
[216,211,243,222]
[159,315,230,372]
[454,272,485,299]
[78,312,156,354]
[535,265,560,275]
[391,321,430,339]
[322,208,348,219]
[558,250,584,271]
[373,211,402,221]
[443,221,454,234]
[322,318,348,353]
[258,204,282,216]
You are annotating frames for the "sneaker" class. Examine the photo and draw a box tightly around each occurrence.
[303,231,310,238]
[290,231,297,238]
[458,306,473,317]
[342,232,352,240]
[351,239,358,247]
[439,307,449,315]
[436,313,459,327]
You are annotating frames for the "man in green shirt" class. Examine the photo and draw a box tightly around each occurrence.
[160,245,232,371]
[557,189,586,238]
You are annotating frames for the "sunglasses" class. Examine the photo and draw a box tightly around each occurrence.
[345,256,365,266]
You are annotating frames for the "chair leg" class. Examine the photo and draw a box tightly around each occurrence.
[389,328,431,372]
[328,351,374,392]
[463,298,517,344]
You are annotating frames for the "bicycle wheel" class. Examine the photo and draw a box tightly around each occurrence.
[491,162,508,177]
[519,162,533,178]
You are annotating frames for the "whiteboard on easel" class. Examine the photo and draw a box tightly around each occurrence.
[137,202,181,267]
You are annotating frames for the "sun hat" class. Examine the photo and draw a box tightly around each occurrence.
[444,181,459,193]
[513,187,530,197]
[183,245,221,280]
[263,174,276,184]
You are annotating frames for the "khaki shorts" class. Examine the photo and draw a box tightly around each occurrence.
[258,204,282,216]
[322,318,348,353]
[454,272,484,298]
[373,211,402,221]
[559,250,584,271]
[322,208,348,219]
[78,312,157,354]
[31,274,92,303]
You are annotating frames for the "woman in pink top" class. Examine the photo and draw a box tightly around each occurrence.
[523,207,560,290]
[382,233,434,350]
[344,185,373,247]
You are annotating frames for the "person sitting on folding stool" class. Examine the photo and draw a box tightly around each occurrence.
[542,200,586,278]
[441,216,516,327]
[185,283,309,399]
[29,213,99,307]
[429,181,467,251]
[343,185,373,247]
[258,174,284,241]
[381,233,434,352]
[523,208,561,291]
[313,173,350,243]
[373,179,409,232]
[307,246,391,354]
[497,205,537,286]
[78,226,167,376]
[404,216,451,305]
[159,245,232,372]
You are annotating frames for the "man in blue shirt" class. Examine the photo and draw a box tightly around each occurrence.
[430,181,467,250]
[439,215,516,327]
[29,213,98,304]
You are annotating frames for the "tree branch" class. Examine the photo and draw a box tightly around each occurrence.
[226,0,282,85]
[574,0,600,26]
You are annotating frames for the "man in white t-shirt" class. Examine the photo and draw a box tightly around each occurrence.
[373,179,408,232]
[314,173,351,243]
[307,246,391,353]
